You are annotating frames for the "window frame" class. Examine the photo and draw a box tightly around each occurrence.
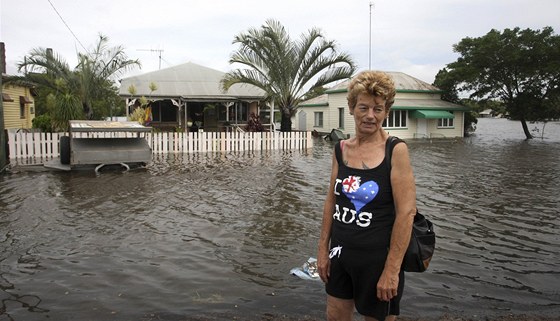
[383,110,407,128]
[437,113,455,128]
[314,112,324,128]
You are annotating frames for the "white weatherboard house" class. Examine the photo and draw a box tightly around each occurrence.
[118,62,269,132]
[297,72,469,139]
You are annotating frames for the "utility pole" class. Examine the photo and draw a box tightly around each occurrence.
[0,43,6,172]
[369,1,374,70]
[137,49,164,70]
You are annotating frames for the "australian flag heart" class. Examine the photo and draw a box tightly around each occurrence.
[341,175,379,213]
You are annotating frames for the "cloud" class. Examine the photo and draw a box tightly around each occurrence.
[2,0,559,85]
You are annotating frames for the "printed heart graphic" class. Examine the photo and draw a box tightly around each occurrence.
[342,176,379,213]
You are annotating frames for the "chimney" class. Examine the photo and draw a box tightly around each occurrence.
[0,42,6,74]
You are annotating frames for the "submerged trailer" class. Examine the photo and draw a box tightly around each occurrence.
[45,120,152,173]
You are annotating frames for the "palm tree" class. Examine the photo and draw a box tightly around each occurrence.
[221,19,356,132]
[13,34,140,130]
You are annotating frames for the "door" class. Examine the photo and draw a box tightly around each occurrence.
[417,118,428,138]
[298,111,307,131]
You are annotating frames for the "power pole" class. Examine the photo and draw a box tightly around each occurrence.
[369,1,374,70]
[0,43,6,172]
[137,49,164,70]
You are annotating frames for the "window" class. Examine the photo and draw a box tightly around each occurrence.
[383,110,407,128]
[219,103,249,122]
[236,103,249,122]
[314,112,324,127]
[438,113,454,128]
[338,108,344,129]
[19,97,26,119]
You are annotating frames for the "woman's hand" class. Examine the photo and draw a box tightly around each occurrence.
[377,269,399,301]
[317,247,331,283]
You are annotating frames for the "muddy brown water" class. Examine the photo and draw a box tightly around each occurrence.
[1,118,559,320]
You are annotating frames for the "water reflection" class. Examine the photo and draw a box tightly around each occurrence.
[0,118,559,320]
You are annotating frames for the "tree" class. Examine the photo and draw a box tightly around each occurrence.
[10,34,140,129]
[438,27,560,139]
[221,19,356,132]
[434,67,480,136]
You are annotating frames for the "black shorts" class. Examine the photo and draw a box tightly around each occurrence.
[325,245,405,320]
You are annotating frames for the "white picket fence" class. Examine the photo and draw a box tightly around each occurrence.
[7,130,313,166]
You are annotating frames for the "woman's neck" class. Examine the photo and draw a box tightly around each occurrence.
[354,130,387,146]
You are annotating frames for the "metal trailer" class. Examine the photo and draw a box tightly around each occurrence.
[45,120,152,173]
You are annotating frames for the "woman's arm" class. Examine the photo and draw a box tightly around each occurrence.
[377,141,417,301]
[317,152,338,283]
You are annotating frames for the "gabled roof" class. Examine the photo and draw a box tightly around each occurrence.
[325,71,441,93]
[299,94,329,107]
[300,71,466,110]
[118,62,266,101]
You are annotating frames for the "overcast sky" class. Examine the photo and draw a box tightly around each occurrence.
[2,0,559,84]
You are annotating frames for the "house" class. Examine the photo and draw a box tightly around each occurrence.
[2,75,35,130]
[479,109,494,118]
[118,62,271,132]
[297,71,469,139]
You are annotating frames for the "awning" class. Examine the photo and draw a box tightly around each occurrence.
[20,96,33,104]
[410,110,454,119]
[2,93,14,102]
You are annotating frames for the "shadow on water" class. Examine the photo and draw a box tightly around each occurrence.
[1,118,559,320]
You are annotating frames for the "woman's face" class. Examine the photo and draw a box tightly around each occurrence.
[351,93,388,135]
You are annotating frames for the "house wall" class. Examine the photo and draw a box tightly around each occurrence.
[2,84,35,130]
[298,91,465,139]
[296,92,348,134]
[425,111,464,138]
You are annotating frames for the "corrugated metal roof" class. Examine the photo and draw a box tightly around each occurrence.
[326,71,441,92]
[299,94,329,107]
[300,71,466,110]
[118,62,266,100]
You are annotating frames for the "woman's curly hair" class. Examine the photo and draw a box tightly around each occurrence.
[347,71,396,110]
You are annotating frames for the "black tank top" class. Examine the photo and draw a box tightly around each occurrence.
[331,138,402,249]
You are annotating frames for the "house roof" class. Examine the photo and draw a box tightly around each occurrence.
[118,62,266,101]
[300,71,465,110]
[299,94,329,107]
[326,71,441,93]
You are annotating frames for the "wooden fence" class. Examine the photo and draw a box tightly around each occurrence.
[7,131,313,166]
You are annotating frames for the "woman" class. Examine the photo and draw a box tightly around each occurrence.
[317,71,417,321]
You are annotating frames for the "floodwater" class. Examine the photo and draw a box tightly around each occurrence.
[1,118,559,321]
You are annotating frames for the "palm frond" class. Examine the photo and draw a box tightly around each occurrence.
[223,19,356,129]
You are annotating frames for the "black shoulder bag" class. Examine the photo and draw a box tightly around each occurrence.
[386,136,435,272]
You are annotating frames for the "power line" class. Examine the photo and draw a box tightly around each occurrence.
[47,0,88,53]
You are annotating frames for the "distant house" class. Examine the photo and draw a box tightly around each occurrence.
[2,74,35,130]
[297,71,469,139]
[479,109,494,118]
[118,62,271,132]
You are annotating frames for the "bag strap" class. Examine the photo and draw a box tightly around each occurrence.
[385,136,400,170]
[334,141,343,166]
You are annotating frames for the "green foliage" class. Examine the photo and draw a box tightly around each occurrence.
[15,34,141,126]
[128,84,137,96]
[439,26,560,139]
[433,68,460,104]
[130,107,146,124]
[221,19,356,131]
[52,93,83,131]
[303,86,327,101]
[32,114,54,132]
